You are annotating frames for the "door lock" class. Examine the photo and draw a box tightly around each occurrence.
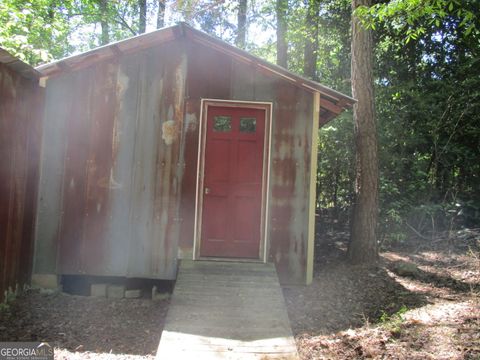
[204,187,210,195]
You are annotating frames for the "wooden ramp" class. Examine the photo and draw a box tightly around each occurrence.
[156,261,299,359]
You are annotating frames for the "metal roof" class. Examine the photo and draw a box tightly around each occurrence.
[36,23,355,121]
[0,48,41,80]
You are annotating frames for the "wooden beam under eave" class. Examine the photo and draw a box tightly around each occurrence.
[320,98,342,115]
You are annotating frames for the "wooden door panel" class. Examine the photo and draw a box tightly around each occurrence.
[203,196,228,241]
[200,105,265,259]
[206,138,231,183]
[233,195,258,241]
[236,140,259,183]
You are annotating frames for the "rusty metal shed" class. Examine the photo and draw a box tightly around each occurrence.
[33,23,354,286]
[0,48,43,301]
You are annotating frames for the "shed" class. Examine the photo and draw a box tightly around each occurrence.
[0,48,43,301]
[33,23,354,286]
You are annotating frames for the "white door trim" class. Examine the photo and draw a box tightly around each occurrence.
[193,99,273,262]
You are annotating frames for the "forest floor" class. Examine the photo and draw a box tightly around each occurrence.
[285,226,480,359]
[0,228,478,359]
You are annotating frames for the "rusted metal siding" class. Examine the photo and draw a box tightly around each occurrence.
[269,84,313,285]
[35,41,186,279]
[182,42,314,284]
[0,62,43,301]
[35,35,316,285]
[34,72,74,274]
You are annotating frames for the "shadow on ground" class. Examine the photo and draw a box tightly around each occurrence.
[284,223,479,340]
[0,290,169,356]
[283,238,429,335]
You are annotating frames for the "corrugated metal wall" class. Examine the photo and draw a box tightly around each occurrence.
[34,41,186,279]
[34,37,315,285]
[0,62,43,301]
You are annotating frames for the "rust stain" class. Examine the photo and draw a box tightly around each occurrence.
[0,62,42,301]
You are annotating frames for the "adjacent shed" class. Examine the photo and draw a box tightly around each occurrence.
[0,48,44,301]
[33,23,354,285]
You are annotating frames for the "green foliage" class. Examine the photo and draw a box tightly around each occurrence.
[355,0,479,42]
[379,304,408,323]
[0,0,74,64]
[0,0,165,65]
[317,112,354,216]
[374,10,480,243]
[173,0,237,41]
[379,305,409,337]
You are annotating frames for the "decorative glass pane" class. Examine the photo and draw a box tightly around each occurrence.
[213,116,231,132]
[240,117,256,133]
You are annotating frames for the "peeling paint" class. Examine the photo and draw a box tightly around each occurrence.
[116,69,129,100]
[162,120,178,145]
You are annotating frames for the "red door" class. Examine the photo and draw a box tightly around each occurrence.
[200,105,266,258]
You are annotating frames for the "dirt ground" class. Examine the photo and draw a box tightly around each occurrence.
[0,292,169,359]
[0,228,478,359]
[285,227,479,359]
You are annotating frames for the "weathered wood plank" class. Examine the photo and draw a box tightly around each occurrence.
[156,260,298,359]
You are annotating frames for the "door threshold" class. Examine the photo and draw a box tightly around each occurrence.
[195,257,266,264]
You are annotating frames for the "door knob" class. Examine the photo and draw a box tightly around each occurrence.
[205,187,210,195]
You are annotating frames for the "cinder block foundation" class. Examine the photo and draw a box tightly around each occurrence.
[107,285,125,299]
[31,274,59,289]
[125,289,141,299]
[90,284,107,297]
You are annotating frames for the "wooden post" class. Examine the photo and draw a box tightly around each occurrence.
[307,92,320,284]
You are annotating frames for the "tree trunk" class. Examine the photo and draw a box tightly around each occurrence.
[276,0,288,68]
[303,0,320,81]
[348,0,379,264]
[236,0,247,48]
[157,0,165,29]
[99,0,109,45]
[139,0,147,34]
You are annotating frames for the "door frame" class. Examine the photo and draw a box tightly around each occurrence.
[193,99,272,262]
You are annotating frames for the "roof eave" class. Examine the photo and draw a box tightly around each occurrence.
[35,23,355,120]
[0,48,40,80]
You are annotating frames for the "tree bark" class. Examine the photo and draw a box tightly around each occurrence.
[99,0,109,45]
[157,0,165,29]
[236,0,247,48]
[276,0,288,68]
[139,0,147,34]
[348,0,379,264]
[303,0,320,81]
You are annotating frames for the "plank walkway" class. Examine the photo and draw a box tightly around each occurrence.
[156,260,299,359]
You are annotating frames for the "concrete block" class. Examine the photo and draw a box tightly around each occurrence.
[31,274,59,289]
[107,285,125,299]
[90,284,107,297]
[125,289,141,299]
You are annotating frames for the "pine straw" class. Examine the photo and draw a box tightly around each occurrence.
[296,298,479,360]
[288,229,480,360]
